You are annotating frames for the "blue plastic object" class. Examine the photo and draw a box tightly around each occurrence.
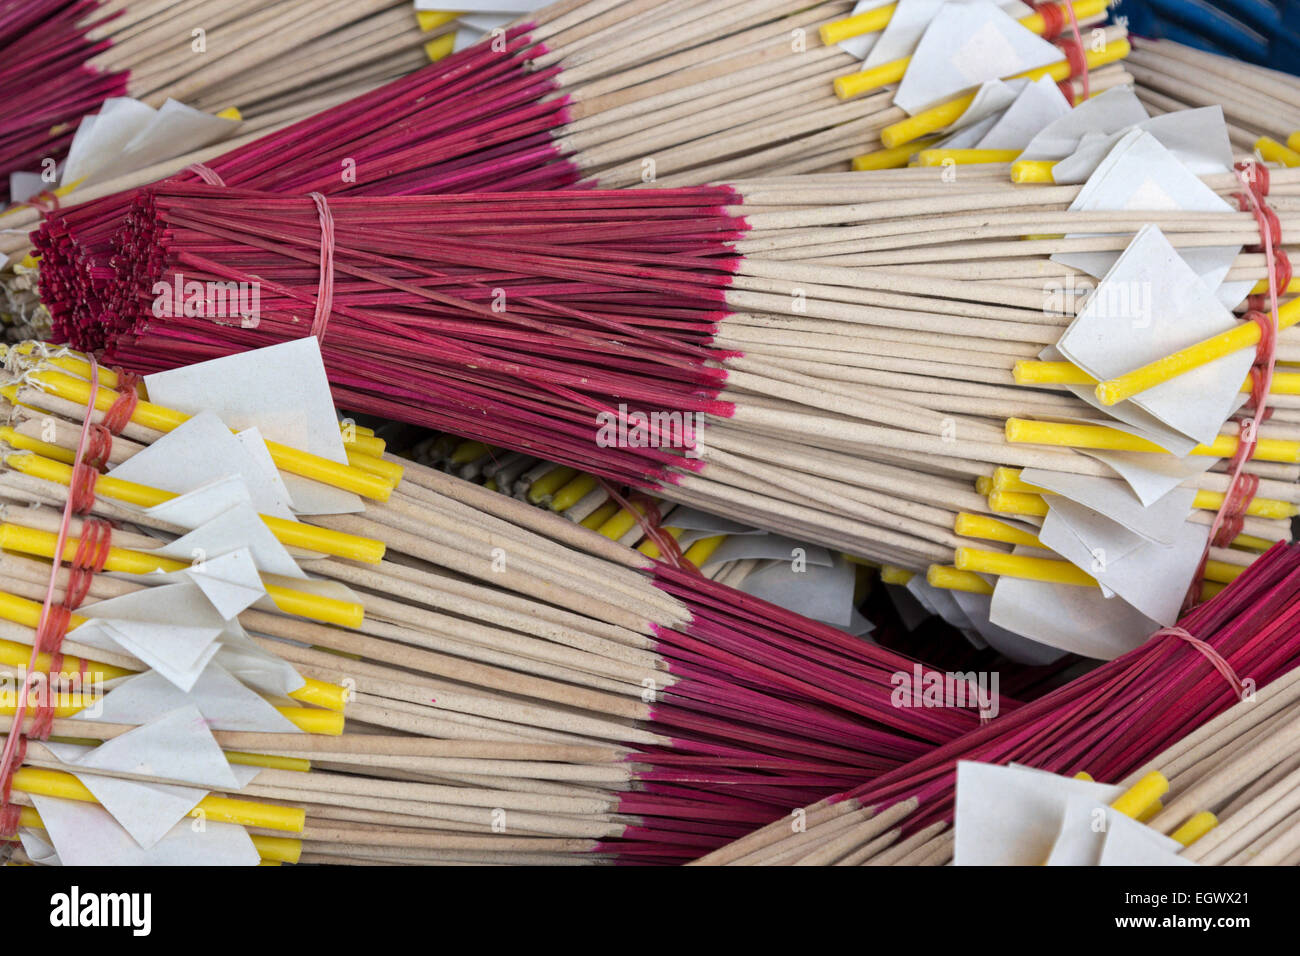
[1117,0,1300,74]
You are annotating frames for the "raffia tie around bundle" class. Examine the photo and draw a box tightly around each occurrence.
[1031,0,1090,101]
[1184,161,1286,610]
[0,355,140,836]
[186,165,337,344]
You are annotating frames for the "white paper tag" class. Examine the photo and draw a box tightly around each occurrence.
[109,412,296,520]
[1057,225,1254,445]
[29,794,259,866]
[858,0,1033,68]
[989,559,1161,658]
[968,75,1071,150]
[1021,468,1197,545]
[739,555,859,629]
[77,663,303,734]
[894,1,1060,114]
[1038,508,1208,625]
[1020,86,1150,162]
[63,98,240,189]
[144,339,362,515]
[954,762,1122,865]
[1054,130,1249,310]
[950,588,1067,664]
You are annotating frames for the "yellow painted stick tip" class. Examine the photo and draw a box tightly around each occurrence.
[926,564,994,595]
[1170,810,1218,847]
[425,33,456,62]
[1011,159,1056,183]
[1110,771,1170,819]
[417,10,462,32]
[879,565,914,585]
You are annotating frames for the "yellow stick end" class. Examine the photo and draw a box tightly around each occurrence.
[1011,159,1055,183]
[1110,771,1170,819]
[1170,810,1218,847]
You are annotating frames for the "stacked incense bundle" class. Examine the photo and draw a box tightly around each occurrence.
[1,341,999,864]
[75,149,1299,655]
[0,342,394,864]
[65,0,432,116]
[0,1,128,195]
[1126,37,1300,161]
[9,0,1299,877]
[0,0,434,203]
[976,667,1300,866]
[411,433,783,589]
[688,541,1300,864]
[1130,670,1300,866]
[13,0,1130,287]
[407,430,890,638]
[787,659,1300,865]
[0,260,44,344]
[405,431,1097,674]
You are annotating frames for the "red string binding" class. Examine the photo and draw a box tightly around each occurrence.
[1034,2,1066,39]
[1054,1,1089,102]
[21,189,61,217]
[596,478,699,574]
[186,163,227,187]
[1153,627,1248,701]
[0,355,108,838]
[101,370,141,438]
[1211,472,1258,549]
[309,192,336,344]
[1184,161,1282,609]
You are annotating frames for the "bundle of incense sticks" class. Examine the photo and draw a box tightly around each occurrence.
[0,260,44,344]
[405,430,1089,693]
[12,0,1129,283]
[0,0,435,202]
[1129,668,1300,866]
[411,431,798,591]
[70,0,433,114]
[687,541,1300,865]
[0,343,397,864]
[72,167,1298,649]
[0,342,1000,864]
[1125,37,1300,163]
[0,1,128,194]
[793,661,1300,865]
[413,430,883,642]
[977,668,1300,866]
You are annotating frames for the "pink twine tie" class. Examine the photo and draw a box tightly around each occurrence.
[309,192,336,343]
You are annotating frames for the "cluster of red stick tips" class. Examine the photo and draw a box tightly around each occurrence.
[0,0,127,198]
[611,568,1002,859]
[37,24,581,349]
[696,542,1300,861]
[91,185,745,489]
